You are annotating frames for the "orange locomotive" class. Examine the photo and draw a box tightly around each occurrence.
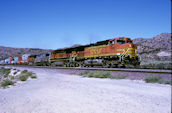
[50,37,140,67]
[28,55,37,65]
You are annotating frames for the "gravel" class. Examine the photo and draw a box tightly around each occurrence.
[0,66,171,113]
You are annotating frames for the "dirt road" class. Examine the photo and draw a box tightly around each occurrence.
[0,67,171,113]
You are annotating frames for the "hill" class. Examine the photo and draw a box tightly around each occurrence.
[133,33,171,69]
[133,33,171,61]
[0,47,52,60]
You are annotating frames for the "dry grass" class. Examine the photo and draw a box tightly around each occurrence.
[0,68,37,88]
[144,76,171,85]
[18,71,37,81]
[79,71,127,79]
[1,79,14,88]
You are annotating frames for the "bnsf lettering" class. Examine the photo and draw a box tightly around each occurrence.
[90,48,102,55]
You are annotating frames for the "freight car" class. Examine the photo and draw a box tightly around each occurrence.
[5,57,13,64]
[50,37,140,67]
[11,57,18,64]
[34,53,50,66]
[21,54,30,65]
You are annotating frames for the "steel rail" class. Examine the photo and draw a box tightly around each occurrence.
[1,65,171,74]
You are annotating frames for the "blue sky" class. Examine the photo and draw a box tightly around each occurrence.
[0,0,171,49]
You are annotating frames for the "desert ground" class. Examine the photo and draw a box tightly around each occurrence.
[0,66,171,113]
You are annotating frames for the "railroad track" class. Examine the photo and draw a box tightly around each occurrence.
[1,65,171,74]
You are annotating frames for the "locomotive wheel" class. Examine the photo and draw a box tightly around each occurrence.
[66,63,70,67]
[70,63,74,67]
[81,64,86,67]
[75,63,78,67]
[63,64,67,67]
[81,62,86,67]
[103,63,110,68]
[103,61,111,68]
[76,62,82,67]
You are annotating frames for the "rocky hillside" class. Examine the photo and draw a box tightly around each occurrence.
[0,47,52,60]
[133,33,171,61]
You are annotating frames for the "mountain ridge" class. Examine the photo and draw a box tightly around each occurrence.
[133,33,171,61]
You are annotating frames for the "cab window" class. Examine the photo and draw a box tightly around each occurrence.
[127,40,132,43]
[109,40,115,45]
[117,40,125,44]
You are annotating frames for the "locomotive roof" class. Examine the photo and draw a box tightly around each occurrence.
[109,37,131,41]
[53,37,131,53]
[53,39,110,53]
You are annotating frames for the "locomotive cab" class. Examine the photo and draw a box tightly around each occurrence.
[112,37,137,57]
[108,37,138,61]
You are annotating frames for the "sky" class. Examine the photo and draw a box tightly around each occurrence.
[0,0,171,49]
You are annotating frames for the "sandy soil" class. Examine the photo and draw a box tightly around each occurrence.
[0,66,171,113]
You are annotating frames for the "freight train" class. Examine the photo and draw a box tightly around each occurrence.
[0,37,140,68]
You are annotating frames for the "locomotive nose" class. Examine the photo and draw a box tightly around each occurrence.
[129,43,134,48]
[127,44,137,57]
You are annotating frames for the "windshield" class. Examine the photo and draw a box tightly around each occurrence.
[127,40,132,43]
[117,40,125,44]
[109,40,115,45]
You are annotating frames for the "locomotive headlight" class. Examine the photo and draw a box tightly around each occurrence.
[129,44,131,47]
[117,53,120,55]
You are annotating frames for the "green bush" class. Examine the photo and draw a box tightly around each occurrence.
[144,76,162,83]
[2,68,11,77]
[19,74,29,81]
[18,71,37,81]
[87,72,94,77]
[88,72,111,78]
[79,71,89,76]
[144,76,171,85]
[31,75,37,79]
[27,72,33,76]
[14,72,17,75]
[1,79,14,88]
[0,68,38,88]
[110,75,127,79]
[79,71,127,79]
[163,80,171,84]
[9,76,15,80]
[21,70,28,74]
